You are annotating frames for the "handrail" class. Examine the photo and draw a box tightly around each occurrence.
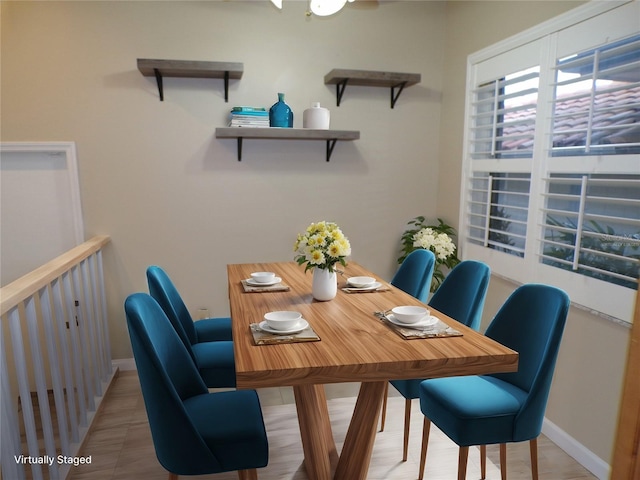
[1,234,113,480]
[0,235,110,316]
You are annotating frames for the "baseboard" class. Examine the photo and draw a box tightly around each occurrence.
[111,358,136,371]
[542,417,610,480]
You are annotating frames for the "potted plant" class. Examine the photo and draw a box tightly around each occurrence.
[398,216,460,292]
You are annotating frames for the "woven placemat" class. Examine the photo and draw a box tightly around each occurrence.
[241,279,290,293]
[341,285,391,294]
[374,313,462,340]
[249,322,320,345]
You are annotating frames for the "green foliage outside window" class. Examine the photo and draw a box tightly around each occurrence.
[543,216,640,289]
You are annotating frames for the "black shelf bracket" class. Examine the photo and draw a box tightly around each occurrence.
[232,137,339,162]
[154,68,164,101]
[150,68,231,103]
[224,71,230,103]
[326,139,337,162]
[390,81,407,109]
[335,79,349,107]
[236,138,243,161]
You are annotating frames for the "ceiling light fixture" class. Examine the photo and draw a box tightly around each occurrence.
[269,0,354,16]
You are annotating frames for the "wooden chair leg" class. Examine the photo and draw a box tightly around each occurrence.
[480,445,486,479]
[402,398,412,461]
[458,446,469,480]
[168,473,178,480]
[530,437,539,480]
[418,417,431,480]
[380,382,389,432]
[499,444,507,480]
[238,468,258,480]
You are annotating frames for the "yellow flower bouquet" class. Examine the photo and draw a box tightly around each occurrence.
[294,221,351,273]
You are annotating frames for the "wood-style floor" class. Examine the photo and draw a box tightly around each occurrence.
[69,370,597,480]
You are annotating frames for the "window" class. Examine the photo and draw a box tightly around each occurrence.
[552,35,640,156]
[541,174,640,290]
[467,173,530,257]
[471,68,539,159]
[460,1,640,322]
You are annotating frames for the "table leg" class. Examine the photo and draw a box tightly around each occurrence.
[293,384,338,480]
[334,381,386,480]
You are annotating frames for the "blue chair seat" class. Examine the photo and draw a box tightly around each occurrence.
[184,390,268,472]
[194,317,233,342]
[419,375,527,446]
[389,378,422,400]
[192,341,236,388]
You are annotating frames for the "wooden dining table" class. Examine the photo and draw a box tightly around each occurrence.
[227,261,518,480]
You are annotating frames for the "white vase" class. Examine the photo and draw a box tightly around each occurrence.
[312,268,337,301]
[303,102,330,129]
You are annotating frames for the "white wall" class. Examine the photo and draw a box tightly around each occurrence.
[1,0,446,359]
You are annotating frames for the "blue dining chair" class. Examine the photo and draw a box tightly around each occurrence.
[417,284,570,480]
[147,265,236,388]
[390,249,436,303]
[379,249,435,433]
[125,293,268,480]
[381,260,491,461]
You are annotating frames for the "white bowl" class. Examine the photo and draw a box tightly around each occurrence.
[251,271,276,283]
[263,311,303,330]
[391,306,429,324]
[347,276,376,288]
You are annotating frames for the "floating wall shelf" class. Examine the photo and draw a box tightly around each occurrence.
[137,59,243,102]
[215,127,360,162]
[324,69,421,108]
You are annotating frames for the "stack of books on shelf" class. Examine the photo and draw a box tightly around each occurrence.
[229,106,269,127]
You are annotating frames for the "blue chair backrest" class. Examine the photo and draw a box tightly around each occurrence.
[147,265,198,358]
[428,260,490,331]
[125,293,221,473]
[391,249,436,303]
[485,284,570,440]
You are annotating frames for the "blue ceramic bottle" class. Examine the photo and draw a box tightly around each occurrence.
[269,93,293,128]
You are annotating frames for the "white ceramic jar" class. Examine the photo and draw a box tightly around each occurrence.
[303,102,330,129]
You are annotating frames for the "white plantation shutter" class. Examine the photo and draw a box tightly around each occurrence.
[540,174,640,289]
[551,34,640,156]
[467,173,530,256]
[460,1,639,322]
[471,69,539,159]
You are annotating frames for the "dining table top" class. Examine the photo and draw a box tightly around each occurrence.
[227,261,518,390]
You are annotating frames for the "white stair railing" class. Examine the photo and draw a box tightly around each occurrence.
[1,236,113,480]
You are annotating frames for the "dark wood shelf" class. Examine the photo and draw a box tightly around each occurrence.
[137,59,243,102]
[215,127,360,161]
[324,69,421,108]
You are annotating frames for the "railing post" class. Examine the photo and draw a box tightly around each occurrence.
[97,250,113,377]
[40,284,71,456]
[8,304,43,480]
[26,292,60,480]
[52,276,80,443]
[1,324,26,480]
[63,270,88,425]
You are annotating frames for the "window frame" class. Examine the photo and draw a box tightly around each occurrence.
[458,0,639,323]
